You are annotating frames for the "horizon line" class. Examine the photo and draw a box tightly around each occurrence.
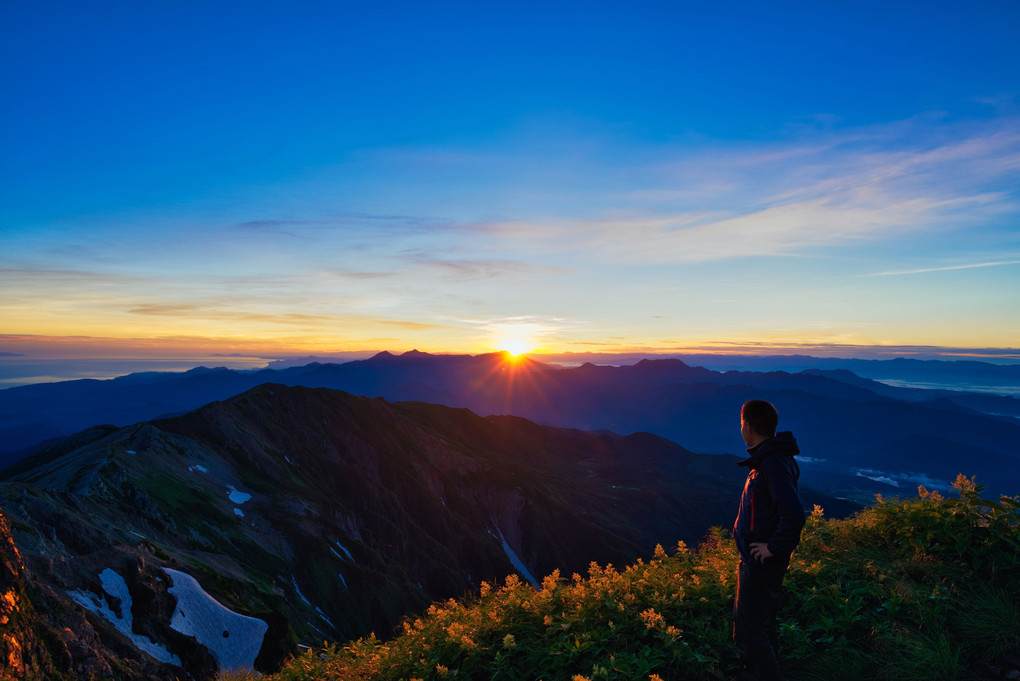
[2,345,1019,390]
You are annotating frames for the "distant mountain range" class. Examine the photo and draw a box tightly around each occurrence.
[2,351,1018,499]
[596,353,1020,394]
[0,384,851,679]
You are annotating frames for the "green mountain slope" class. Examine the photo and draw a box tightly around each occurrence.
[229,477,1020,681]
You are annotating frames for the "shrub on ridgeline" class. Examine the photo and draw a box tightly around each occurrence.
[226,475,1020,681]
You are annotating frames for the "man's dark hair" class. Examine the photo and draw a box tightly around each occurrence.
[741,399,779,439]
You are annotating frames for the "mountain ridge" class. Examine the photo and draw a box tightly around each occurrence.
[3,351,1019,500]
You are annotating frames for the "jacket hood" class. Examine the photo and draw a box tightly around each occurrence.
[737,430,799,468]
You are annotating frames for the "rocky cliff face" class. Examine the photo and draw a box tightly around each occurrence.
[0,506,193,680]
[0,384,847,679]
[1,507,32,676]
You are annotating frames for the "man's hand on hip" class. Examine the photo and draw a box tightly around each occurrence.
[749,542,774,562]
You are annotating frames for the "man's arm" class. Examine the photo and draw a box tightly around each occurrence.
[762,457,806,557]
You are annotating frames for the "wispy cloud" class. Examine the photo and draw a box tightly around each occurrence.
[127,303,209,316]
[236,212,441,233]
[403,254,569,280]
[864,259,1020,277]
[123,298,455,331]
[483,117,1020,264]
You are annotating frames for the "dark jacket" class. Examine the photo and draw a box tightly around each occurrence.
[733,431,805,563]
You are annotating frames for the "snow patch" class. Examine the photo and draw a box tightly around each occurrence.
[490,525,539,589]
[291,575,312,607]
[233,508,245,517]
[226,485,251,504]
[315,607,336,629]
[69,568,180,665]
[126,450,137,455]
[165,568,267,672]
[334,541,355,562]
[189,464,208,473]
[338,572,348,589]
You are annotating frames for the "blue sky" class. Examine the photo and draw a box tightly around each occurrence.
[1,1,1019,382]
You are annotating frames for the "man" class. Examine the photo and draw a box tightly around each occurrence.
[732,399,805,681]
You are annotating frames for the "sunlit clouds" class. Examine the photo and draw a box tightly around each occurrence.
[484,118,1020,264]
[3,115,1018,359]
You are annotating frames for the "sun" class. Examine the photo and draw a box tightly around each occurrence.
[500,338,533,358]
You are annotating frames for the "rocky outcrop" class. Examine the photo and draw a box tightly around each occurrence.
[0,507,29,677]
[0,506,175,680]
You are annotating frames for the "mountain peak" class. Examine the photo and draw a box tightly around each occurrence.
[634,358,691,369]
[185,366,231,375]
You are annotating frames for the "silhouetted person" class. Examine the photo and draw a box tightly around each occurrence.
[732,399,805,681]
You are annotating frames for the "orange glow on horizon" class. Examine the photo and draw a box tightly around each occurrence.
[3,334,1018,366]
[501,338,532,357]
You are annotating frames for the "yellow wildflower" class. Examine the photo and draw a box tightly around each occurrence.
[639,607,665,630]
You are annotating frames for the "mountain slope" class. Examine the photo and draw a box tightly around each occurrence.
[1,384,850,679]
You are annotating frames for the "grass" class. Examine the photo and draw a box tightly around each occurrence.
[223,475,1020,681]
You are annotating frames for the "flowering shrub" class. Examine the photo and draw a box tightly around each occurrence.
[228,477,1020,681]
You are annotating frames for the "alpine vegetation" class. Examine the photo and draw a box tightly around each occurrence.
[225,476,1020,681]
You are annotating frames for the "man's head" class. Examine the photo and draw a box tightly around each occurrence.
[741,399,778,447]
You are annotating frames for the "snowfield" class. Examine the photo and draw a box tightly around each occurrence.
[335,540,355,561]
[226,484,252,504]
[490,525,539,588]
[164,567,268,672]
[69,568,181,665]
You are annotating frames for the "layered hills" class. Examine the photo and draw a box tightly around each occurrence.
[0,384,850,679]
[3,351,1019,499]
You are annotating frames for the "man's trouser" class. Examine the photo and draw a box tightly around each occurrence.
[733,556,789,681]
